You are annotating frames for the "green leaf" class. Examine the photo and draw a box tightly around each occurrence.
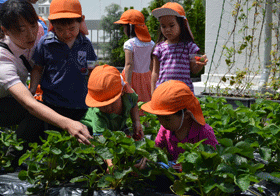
[18,153,30,166]
[114,167,132,179]
[218,138,233,147]
[94,146,114,159]
[172,180,187,195]
[216,182,235,193]
[51,147,62,155]
[45,130,62,138]
[259,147,272,161]
[70,176,88,183]
[18,170,28,181]
[236,174,251,191]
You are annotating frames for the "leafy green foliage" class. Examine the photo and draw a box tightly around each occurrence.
[0,129,23,173]
[18,129,169,194]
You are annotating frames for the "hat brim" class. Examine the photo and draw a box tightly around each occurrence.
[48,20,88,35]
[141,102,206,126]
[135,24,151,42]
[141,102,177,115]
[152,8,183,19]
[48,13,81,20]
[85,90,122,108]
[114,19,128,24]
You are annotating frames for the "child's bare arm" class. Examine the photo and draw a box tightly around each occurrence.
[190,54,208,74]
[151,55,160,95]
[124,49,134,85]
[29,65,43,95]
[130,104,144,140]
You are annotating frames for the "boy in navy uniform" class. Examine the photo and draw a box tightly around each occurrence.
[31,0,97,131]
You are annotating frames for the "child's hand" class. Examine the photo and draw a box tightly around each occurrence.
[195,54,208,66]
[133,122,144,140]
[105,159,114,174]
[134,157,148,170]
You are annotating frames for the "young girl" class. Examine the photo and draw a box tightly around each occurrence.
[136,80,218,170]
[151,2,208,94]
[114,9,155,115]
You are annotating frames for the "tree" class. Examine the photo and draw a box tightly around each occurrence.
[99,3,124,67]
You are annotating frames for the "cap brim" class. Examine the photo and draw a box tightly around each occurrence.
[85,91,122,108]
[142,102,206,126]
[141,102,177,115]
[135,24,151,42]
[48,20,88,35]
[114,19,128,24]
[152,8,182,19]
[48,13,81,20]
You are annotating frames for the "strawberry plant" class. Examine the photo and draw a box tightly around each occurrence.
[0,128,23,173]
[171,140,263,195]
[18,129,170,195]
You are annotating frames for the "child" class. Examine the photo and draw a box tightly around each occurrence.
[80,64,144,170]
[0,0,92,171]
[30,0,97,132]
[151,2,208,94]
[114,9,154,115]
[136,80,218,170]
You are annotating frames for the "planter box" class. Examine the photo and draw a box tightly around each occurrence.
[197,94,280,109]
[196,94,256,109]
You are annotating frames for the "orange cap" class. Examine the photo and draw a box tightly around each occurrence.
[85,65,134,107]
[152,2,194,40]
[114,9,151,42]
[48,0,88,35]
[141,80,206,126]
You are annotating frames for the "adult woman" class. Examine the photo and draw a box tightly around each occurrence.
[0,0,92,147]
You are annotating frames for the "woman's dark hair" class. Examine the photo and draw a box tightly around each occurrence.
[0,0,38,39]
[125,24,136,38]
[156,16,194,44]
[50,17,83,27]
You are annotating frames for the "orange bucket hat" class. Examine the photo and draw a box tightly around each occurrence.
[48,0,88,35]
[141,80,206,126]
[152,2,194,40]
[85,65,134,107]
[114,9,151,42]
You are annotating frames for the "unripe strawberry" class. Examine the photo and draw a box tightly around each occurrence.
[200,57,205,62]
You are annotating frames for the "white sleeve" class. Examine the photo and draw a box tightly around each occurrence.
[123,40,133,51]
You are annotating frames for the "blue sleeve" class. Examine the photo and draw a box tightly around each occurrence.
[85,38,97,61]
[38,19,48,35]
[32,35,47,67]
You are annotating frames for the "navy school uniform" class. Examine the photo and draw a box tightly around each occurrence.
[32,31,97,109]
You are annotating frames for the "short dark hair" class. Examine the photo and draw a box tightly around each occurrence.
[50,17,83,27]
[0,0,38,38]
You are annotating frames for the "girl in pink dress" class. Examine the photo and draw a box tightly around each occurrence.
[114,9,155,115]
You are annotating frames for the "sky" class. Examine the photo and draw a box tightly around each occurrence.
[80,0,152,20]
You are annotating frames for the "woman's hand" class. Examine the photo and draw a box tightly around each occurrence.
[65,120,93,145]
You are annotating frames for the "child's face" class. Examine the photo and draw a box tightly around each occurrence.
[159,15,181,43]
[122,24,128,36]
[52,21,80,45]
[98,96,122,114]
[4,18,38,49]
[157,110,192,132]
[157,113,183,132]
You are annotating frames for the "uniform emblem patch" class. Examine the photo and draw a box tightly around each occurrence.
[78,51,87,65]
